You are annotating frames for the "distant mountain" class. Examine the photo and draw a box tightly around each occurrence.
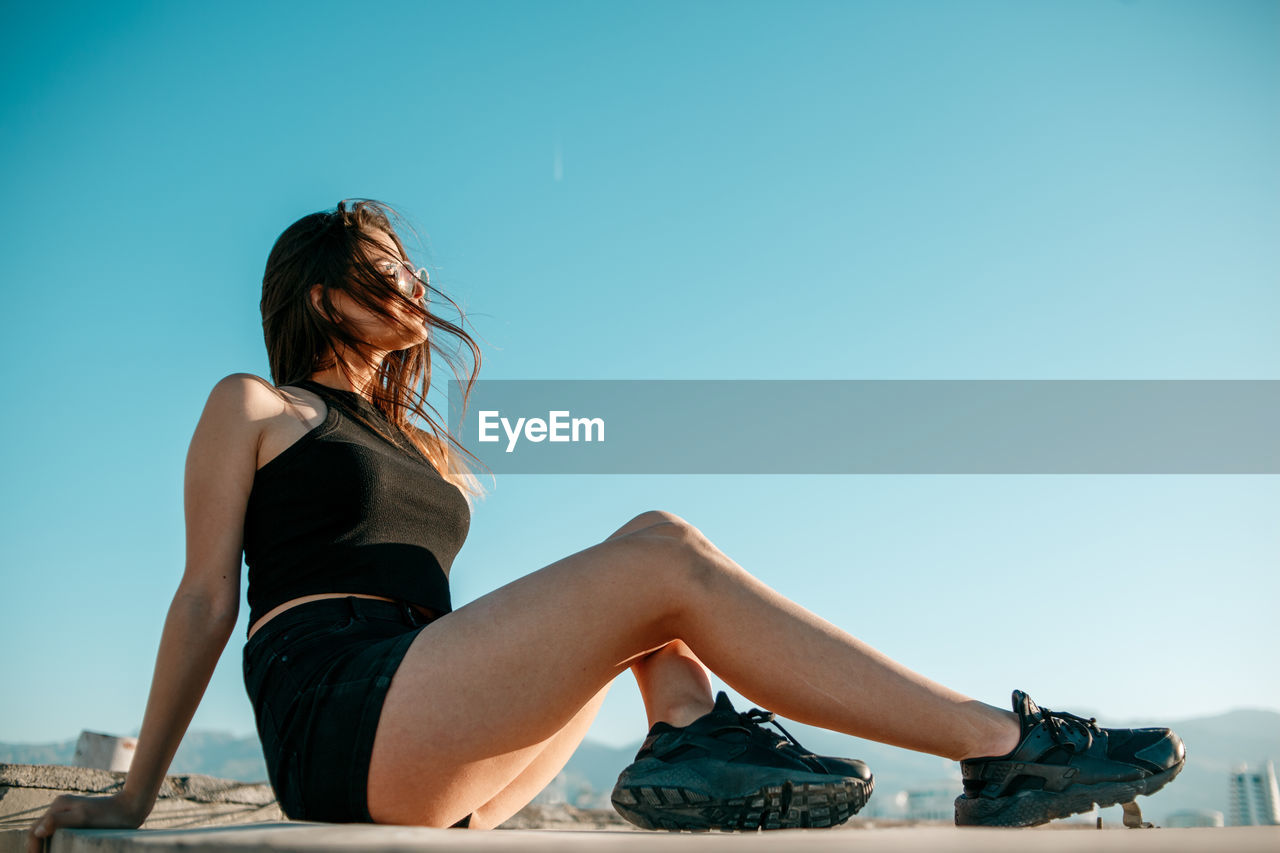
[0,740,75,767]
[6,707,1276,825]
[167,731,269,783]
[0,732,268,783]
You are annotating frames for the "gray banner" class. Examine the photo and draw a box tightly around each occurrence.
[444,380,1280,474]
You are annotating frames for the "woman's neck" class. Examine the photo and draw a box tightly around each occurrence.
[307,365,380,402]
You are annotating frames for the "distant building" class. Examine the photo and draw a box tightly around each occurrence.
[1228,760,1280,826]
[1166,809,1225,828]
[903,788,954,822]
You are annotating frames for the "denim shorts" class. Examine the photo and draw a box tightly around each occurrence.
[242,595,470,827]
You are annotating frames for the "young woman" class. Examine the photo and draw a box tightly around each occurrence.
[28,200,1184,848]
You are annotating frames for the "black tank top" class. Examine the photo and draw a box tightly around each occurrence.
[242,379,471,630]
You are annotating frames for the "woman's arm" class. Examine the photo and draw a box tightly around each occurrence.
[29,374,269,851]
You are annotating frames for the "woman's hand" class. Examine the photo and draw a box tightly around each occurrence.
[27,791,146,853]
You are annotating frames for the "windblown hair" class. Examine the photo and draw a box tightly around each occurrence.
[260,198,488,501]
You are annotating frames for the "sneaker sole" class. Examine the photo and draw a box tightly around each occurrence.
[953,757,1186,827]
[612,776,873,831]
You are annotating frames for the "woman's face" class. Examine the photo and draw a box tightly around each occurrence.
[310,229,429,353]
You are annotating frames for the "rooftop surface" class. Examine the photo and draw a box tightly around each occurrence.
[6,763,1276,852]
[4,824,1279,853]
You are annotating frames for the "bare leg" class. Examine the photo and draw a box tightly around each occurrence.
[366,511,1020,828]
[456,645,711,830]
[602,514,716,731]
[630,640,715,729]
[462,684,610,828]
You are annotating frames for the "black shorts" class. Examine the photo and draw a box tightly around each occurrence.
[242,595,470,828]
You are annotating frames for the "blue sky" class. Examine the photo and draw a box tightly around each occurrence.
[1,0,1276,750]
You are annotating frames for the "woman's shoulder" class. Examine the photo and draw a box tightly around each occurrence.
[206,372,293,416]
[199,374,328,473]
[211,372,277,395]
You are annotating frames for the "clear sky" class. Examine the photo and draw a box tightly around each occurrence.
[1,0,1276,749]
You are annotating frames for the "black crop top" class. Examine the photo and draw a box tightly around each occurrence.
[242,379,471,631]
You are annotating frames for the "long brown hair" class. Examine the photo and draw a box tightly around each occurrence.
[260,198,489,501]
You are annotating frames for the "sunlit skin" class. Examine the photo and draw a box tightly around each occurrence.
[308,229,429,401]
[24,218,1025,846]
[234,229,442,643]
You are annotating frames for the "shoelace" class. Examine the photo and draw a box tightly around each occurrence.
[1038,706,1101,746]
[738,707,820,762]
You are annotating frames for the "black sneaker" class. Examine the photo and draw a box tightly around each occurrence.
[610,691,873,831]
[954,690,1186,827]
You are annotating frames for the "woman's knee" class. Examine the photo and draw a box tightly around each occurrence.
[606,509,699,542]
[606,511,722,596]
[610,511,713,563]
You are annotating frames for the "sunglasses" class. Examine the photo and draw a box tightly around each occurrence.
[378,258,430,300]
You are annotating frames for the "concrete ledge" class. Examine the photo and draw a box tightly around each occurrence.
[0,764,282,834]
[7,765,1276,851]
[2,824,1278,853]
[0,765,634,836]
